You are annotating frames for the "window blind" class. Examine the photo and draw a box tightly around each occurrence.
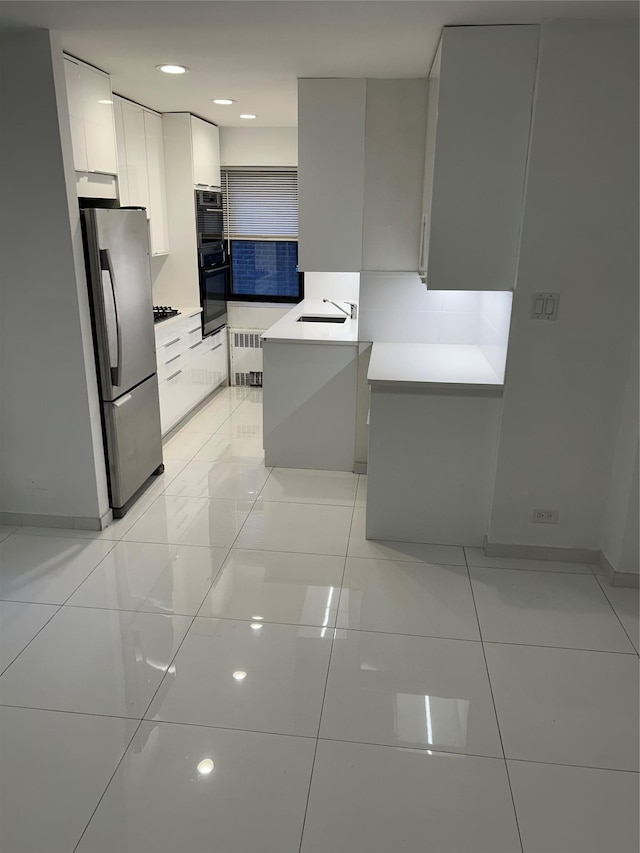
[222,169,298,240]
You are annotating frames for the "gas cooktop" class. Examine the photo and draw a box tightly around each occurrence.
[153,306,180,324]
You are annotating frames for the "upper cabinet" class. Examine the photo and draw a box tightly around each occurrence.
[113,96,169,256]
[190,115,220,189]
[63,56,118,198]
[298,78,367,272]
[421,25,539,290]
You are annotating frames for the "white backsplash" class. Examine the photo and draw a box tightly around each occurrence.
[358,273,512,367]
[303,271,360,302]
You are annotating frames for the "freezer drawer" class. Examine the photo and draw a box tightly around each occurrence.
[103,375,163,510]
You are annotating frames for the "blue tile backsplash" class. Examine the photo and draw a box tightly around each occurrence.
[230,240,300,299]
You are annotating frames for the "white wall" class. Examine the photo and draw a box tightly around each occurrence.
[0,29,110,524]
[362,79,428,271]
[219,127,297,166]
[488,20,639,555]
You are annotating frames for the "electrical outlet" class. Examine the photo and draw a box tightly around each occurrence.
[532,509,559,524]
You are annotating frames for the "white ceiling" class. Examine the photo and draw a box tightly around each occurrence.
[1,1,637,126]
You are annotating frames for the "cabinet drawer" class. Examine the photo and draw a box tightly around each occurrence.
[185,312,203,334]
[158,366,193,435]
[186,326,203,350]
[203,326,226,353]
[156,332,186,358]
[157,350,186,383]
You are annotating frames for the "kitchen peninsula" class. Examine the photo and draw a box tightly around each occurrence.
[262,298,359,471]
[365,341,505,547]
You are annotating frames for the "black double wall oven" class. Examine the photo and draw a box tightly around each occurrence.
[196,190,229,337]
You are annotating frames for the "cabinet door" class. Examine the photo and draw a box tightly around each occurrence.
[190,115,220,188]
[63,58,88,171]
[144,111,170,255]
[81,64,117,174]
[120,99,150,210]
[112,97,130,204]
[424,25,539,290]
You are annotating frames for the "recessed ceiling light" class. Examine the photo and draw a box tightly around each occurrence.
[240,114,257,120]
[213,99,235,105]
[156,64,189,75]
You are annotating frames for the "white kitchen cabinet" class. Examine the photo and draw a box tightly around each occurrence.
[63,56,117,176]
[298,79,367,272]
[154,313,228,435]
[64,58,88,172]
[113,97,149,208]
[113,96,169,256]
[421,25,539,291]
[144,111,170,255]
[190,115,220,189]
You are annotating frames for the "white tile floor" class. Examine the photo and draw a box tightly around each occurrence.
[0,384,638,853]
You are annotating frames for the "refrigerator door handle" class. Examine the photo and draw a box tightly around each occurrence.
[99,248,122,386]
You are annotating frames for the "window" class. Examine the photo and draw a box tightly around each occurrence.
[222,168,303,303]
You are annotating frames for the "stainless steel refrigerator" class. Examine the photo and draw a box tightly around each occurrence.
[81,206,163,517]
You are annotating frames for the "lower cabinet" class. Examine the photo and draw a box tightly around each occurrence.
[156,317,228,436]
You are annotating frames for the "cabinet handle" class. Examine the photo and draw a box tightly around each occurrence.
[165,353,181,365]
[167,369,182,381]
[189,341,203,350]
[165,337,181,347]
[208,342,222,352]
[88,170,117,176]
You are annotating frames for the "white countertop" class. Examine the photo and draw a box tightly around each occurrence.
[261,299,359,345]
[368,343,505,390]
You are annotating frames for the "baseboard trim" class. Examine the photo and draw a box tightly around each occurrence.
[0,512,104,531]
[598,551,640,589]
[484,539,599,564]
[484,538,639,587]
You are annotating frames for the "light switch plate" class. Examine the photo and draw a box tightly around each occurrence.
[531,292,560,320]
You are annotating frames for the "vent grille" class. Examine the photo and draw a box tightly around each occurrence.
[234,371,263,388]
[233,332,263,350]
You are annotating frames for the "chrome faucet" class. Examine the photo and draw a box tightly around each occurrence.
[323,299,358,320]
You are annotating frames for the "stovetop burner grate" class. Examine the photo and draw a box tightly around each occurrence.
[153,306,181,323]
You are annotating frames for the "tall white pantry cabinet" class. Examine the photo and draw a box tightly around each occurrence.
[113,95,170,256]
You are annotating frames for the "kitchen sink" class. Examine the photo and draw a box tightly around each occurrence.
[297,315,347,323]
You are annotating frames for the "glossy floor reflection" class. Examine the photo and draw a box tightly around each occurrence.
[0,385,638,853]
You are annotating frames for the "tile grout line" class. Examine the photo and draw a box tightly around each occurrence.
[4,596,635,658]
[594,574,640,656]
[71,599,203,853]
[1,699,637,776]
[0,603,63,679]
[68,404,233,852]
[464,547,525,853]
[0,534,130,679]
[296,502,354,853]
[71,717,145,852]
